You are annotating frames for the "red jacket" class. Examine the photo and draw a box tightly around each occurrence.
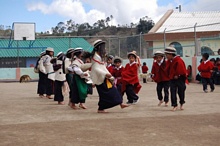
[121,62,142,94]
[198,60,214,78]
[107,64,114,74]
[112,66,124,85]
[142,65,148,73]
[151,59,169,83]
[167,56,187,80]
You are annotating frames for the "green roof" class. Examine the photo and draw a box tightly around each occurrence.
[0,38,93,58]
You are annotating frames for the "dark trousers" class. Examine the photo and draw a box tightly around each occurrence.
[125,84,139,103]
[170,78,186,107]
[54,80,64,102]
[37,72,47,95]
[201,77,215,91]
[156,81,169,102]
[46,76,54,96]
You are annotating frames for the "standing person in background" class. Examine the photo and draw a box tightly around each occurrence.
[106,55,114,74]
[151,51,170,107]
[54,52,66,105]
[91,40,129,113]
[187,65,192,82]
[141,62,148,83]
[165,47,187,111]
[214,58,220,85]
[37,51,46,98]
[121,51,142,105]
[42,47,55,99]
[198,53,215,93]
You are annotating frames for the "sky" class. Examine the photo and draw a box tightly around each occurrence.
[0,0,220,32]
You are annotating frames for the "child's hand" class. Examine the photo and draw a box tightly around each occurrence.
[106,73,112,78]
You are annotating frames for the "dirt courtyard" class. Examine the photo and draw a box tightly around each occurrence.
[0,81,219,146]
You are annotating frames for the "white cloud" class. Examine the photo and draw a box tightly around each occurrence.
[27,0,220,27]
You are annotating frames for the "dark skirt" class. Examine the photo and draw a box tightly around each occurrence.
[70,74,87,104]
[66,74,73,98]
[37,71,47,95]
[96,79,122,110]
[46,75,54,96]
[54,80,64,102]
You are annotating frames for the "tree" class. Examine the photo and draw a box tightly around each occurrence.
[136,16,154,34]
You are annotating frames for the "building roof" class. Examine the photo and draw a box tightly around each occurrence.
[0,38,93,58]
[150,10,220,33]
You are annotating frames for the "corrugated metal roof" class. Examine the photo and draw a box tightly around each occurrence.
[0,38,93,58]
[156,11,220,33]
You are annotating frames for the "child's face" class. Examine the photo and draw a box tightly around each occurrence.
[155,55,163,63]
[165,53,172,60]
[129,55,136,63]
[49,51,54,57]
[115,62,121,68]
[107,58,112,65]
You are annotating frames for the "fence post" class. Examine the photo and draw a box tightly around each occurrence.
[139,32,142,58]
[194,23,198,56]
[118,38,120,57]
[163,28,167,49]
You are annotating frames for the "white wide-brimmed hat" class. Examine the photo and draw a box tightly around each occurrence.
[164,46,176,54]
[46,47,54,52]
[127,51,137,58]
[93,39,106,48]
[154,50,165,56]
[73,47,83,54]
[113,56,123,63]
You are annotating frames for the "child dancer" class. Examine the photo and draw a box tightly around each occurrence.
[151,51,170,106]
[112,56,124,95]
[165,47,187,111]
[90,40,129,113]
[54,52,66,105]
[68,48,90,109]
[198,53,215,93]
[121,51,142,104]
[42,47,55,99]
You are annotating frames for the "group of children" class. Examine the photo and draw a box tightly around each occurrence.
[151,47,187,111]
[35,39,143,113]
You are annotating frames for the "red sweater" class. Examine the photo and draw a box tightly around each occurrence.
[121,62,142,94]
[167,56,187,80]
[151,59,169,83]
[142,65,148,73]
[198,60,214,78]
[112,66,124,85]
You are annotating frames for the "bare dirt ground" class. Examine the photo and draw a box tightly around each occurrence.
[0,81,220,146]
